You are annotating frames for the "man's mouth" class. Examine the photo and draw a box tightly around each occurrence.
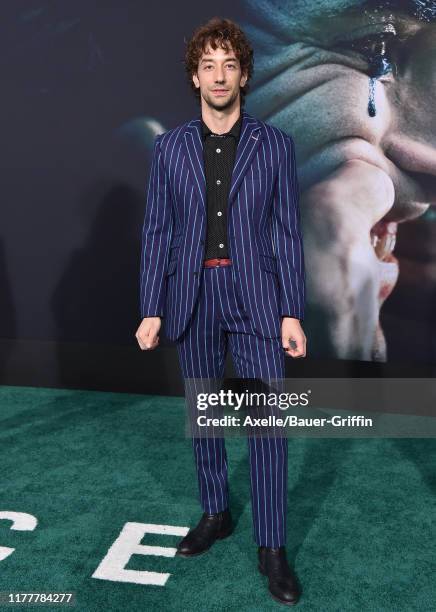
[370,169,433,303]
[372,133,436,302]
[370,220,400,302]
[212,89,229,95]
[371,193,434,303]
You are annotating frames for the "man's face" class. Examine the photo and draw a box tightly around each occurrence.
[192,42,247,111]
[241,0,436,362]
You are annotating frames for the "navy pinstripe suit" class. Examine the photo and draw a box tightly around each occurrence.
[140,109,306,547]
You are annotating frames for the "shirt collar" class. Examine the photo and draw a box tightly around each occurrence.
[201,113,242,141]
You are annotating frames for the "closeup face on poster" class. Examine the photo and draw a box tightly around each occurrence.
[240,0,436,363]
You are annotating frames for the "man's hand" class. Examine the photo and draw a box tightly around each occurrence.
[281,317,306,358]
[302,160,396,360]
[135,317,161,350]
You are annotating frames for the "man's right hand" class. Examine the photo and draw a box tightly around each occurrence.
[135,317,161,350]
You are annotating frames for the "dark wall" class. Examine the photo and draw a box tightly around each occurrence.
[1,2,435,392]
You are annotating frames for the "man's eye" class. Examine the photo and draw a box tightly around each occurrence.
[335,32,399,78]
[352,34,398,77]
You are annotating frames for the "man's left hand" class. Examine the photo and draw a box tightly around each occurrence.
[281,317,307,358]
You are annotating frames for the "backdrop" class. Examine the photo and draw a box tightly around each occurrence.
[1,1,435,391]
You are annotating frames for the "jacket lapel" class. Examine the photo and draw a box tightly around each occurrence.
[183,117,206,210]
[228,111,262,203]
[182,109,262,214]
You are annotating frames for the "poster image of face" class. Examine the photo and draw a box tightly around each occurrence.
[3,2,436,367]
[238,0,436,363]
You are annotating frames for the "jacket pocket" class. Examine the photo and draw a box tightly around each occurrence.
[169,244,180,261]
[259,254,278,275]
[171,234,183,247]
[166,258,177,277]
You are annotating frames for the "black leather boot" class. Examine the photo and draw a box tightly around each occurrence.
[258,546,301,605]
[176,509,233,557]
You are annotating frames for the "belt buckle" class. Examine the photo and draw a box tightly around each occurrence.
[203,257,229,268]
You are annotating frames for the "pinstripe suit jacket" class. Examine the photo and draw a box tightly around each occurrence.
[140,108,306,341]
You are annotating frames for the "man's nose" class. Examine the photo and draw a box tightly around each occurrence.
[383,131,436,209]
[384,135,436,191]
[214,67,225,82]
[381,27,436,205]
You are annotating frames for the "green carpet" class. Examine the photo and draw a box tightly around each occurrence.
[0,385,435,611]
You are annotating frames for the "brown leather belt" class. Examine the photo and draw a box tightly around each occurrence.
[203,258,232,268]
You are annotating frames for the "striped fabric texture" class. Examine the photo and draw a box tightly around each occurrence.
[140,109,306,341]
[177,264,288,547]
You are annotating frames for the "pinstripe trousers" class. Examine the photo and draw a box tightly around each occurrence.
[176,264,288,547]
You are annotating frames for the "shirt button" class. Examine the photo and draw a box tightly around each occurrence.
[216,179,221,185]
[219,243,224,248]
[217,211,222,216]
[216,148,221,153]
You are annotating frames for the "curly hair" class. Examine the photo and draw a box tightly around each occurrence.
[184,17,254,107]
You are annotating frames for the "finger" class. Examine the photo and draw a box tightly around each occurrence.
[136,329,154,350]
[284,338,305,356]
[136,336,147,350]
[146,332,160,349]
[306,159,395,232]
[282,338,300,350]
[285,347,305,358]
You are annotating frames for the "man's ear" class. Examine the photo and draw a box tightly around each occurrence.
[192,72,200,88]
[240,71,248,88]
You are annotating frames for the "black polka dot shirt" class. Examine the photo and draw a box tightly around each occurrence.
[201,113,242,260]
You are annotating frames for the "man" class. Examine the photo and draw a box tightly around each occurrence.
[135,17,306,606]
[241,0,436,362]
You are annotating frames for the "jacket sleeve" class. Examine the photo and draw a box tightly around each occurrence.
[271,134,306,321]
[139,135,174,318]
